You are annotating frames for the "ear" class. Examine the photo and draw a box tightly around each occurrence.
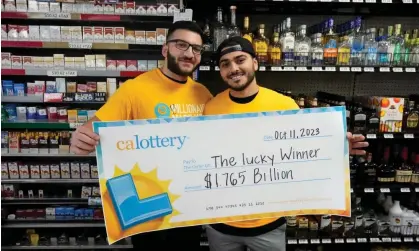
[253,57,258,71]
[162,45,168,58]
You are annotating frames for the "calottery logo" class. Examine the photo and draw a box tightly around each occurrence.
[116,134,188,151]
[154,103,205,118]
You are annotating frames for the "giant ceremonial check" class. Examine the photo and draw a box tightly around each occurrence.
[93,106,350,244]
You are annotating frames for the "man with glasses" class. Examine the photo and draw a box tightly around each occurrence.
[69,21,211,249]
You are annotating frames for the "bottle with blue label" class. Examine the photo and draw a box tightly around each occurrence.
[377,27,390,66]
[350,17,365,66]
[364,28,378,66]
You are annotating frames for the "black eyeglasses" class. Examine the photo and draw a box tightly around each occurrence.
[166,39,204,55]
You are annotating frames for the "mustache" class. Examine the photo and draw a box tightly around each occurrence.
[178,57,194,62]
[227,71,245,78]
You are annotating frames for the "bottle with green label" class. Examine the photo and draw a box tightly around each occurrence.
[388,24,404,66]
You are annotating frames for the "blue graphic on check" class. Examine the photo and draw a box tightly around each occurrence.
[106,173,173,230]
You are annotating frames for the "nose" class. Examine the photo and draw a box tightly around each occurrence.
[184,46,194,58]
[230,62,239,72]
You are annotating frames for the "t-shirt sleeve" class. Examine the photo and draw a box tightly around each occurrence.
[281,96,300,110]
[95,80,134,121]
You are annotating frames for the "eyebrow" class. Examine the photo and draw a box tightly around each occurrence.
[220,55,247,64]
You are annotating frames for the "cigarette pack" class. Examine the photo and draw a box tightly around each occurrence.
[146,31,156,45]
[125,30,135,44]
[2,25,7,40]
[18,25,29,40]
[106,60,116,71]
[94,27,104,42]
[11,56,22,69]
[147,5,157,15]
[157,3,167,16]
[83,27,93,42]
[136,4,147,15]
[2,53,11,69]
[7,24,18,41]
[116,60,126,71]
[127,60,137,71]
[29,25,40,41]
[114,27,125,43]
[135,30,145,44]
[104,27,114,42]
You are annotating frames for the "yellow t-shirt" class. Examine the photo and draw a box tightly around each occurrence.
[95,68,213,121]
[204,86,299,229]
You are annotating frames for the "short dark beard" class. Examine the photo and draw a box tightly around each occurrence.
[227,71,255,92]
[167,51,195,77]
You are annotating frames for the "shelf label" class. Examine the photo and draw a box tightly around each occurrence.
[404,237,414,242]
[353,134,363,137]
[259,66,266,71]
[339,0,350,2]
[364,188,374,193]
[353,0,363,2]
[68,42,93,49]
[416,188,419,192]
[380,67,390,72]
[366,134,377,139]
[382,237,392,242]
[215,66,220,71]
[271,66,282,71]
[312,67,323,71]
[401,188,410,193]
[351,67,362,72]
[311,239,320,244]
[403,0,413,3]
[365,0,376,2]
[322,239,331,244]
[382,0,392,3]
[364,67,374,72]
[383,134,394,139]
[306,0,318,2]
[405,67,416,72]
[392,237,401,242]
[296,67,307,71]
[393,67,403,72]
[284,67,295,71]
[404,134,414,139]
[340,67,350,72]
[325,67,336,71]
[42,12,71,19]
[69,122,84,129]
[199,66,210,71]
[47,70,77,77]
[357,238,367,243]
[380,188,390,193]
[346,238,356,243]
[288,240,298,244]
[370,238,381,243]
[299,239,308,244]
[350,188,354,193]
[335,238,344,243]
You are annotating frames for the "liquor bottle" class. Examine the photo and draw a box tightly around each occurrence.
[365,152,377,186]
[338,34,351,65]
[364,28,378,66]
[350,17,365,66]
[213,7,227,52]
[411,38,419,66]
[367,108,380,133]
[323,18,338,65]
[377,27,390,65]
[354,197,365,237]
[227,6,240,39]
[406,101,419,132]
[253,24,269,65]
[377,146,395,183]
[395,146,412,183]
[331,216,344,238]
[353,105,367,134]
[311,33,324,66]
[202,19,213,52]
[350,156,357,187]
[286,216,297,238]
[281,17,295,65]
[411,154,419,184]
[388,24,404,66]
[268,32,281,66]
[402,31,410,65]
[294,25,311,66]
[242,16,253,43]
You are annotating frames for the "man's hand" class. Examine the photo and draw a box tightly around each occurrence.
[70,125,100,155]
[347,132,369,155]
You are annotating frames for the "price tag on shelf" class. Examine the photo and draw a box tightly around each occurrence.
[346,238,356,243]
[288,240,298,244]
[365,0,376,2]
[383,134,394,139]
[364,67,375,72]
[366,134,377,139]
[340,67,350,72]
[335,238,344,243]
[351,67,362,72]
[296,67,307,71]
[312,67,323,71]
[271,66,282,71]
[339,0,350,2]
[353,134,363,137]
[357,238,367,243]
[69,122,84,129]
[403,0,413,3]
[380,188,390,193]
[311,239,320,244]
[393,67,403,72]
[364,188,374,193]
[320,0,332,2]
[299,239,308,244]
[405,67,416,72]
[392,238,401,242]
[259,66,266,71]
[215,66,220,71]
[47,70,77,77]
[42,12,71,19]
[173,8,193,22]
[325,67,336,71]
[404,237,414,242]
[306,0,317,2]
[353,0,363,2]
[199,66,210,71]
[415,188,419,192]
[380,67,390,72]
[284,67,295,71]
[401,188,411,193]
[370,238,381,243]
[404,134,414,139]
[382,0,392,3]
[382,237,392,242]
[350,188,354,193]
[322,239,332,244]
[68,42,92,49]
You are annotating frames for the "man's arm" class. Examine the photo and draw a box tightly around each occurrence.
[70,116,101,155]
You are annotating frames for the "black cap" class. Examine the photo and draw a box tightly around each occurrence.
[215,36,256,65]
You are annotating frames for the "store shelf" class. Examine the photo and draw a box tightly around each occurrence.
[287,236,419,244]
[2,41,163,51]
[351,185,419,194]
[2,153,95,157]
[2,179,98,184]
[1,95,44,103]
[1,69,145,77]
[2,220,105,228]
[1,11,173,21]
[228,0,418,3]
[198,65,418,73]
[1,244,133,250]
[353,133,419,139]
[2,198,88,205]
[1,121,79,129]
